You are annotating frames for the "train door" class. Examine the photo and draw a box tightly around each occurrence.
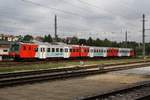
[38,45,47,59]
[89,47,94,58]
[63,47,70,58]
[102,48,107,57]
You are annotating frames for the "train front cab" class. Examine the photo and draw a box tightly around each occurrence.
[9,43,38,60]
[9,43,20,58]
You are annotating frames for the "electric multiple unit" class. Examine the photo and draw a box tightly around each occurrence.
[9,42,135,59]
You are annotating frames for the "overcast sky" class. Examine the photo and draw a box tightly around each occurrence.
[0,0,150,42]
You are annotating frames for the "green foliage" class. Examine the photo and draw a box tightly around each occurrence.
[87,37,93,46]
[79,39,87,45]
[63,36,150,56]
[70,36,79,44]
[22,35,33,42]
[43,34,53,43]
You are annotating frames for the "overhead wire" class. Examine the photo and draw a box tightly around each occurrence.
[21,0,85,18]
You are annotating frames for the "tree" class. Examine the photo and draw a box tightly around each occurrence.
[79,39,87,45]
[70,36,78,44]
[87,37,93,46]
[23,35,33,42]
[43,34,53,43]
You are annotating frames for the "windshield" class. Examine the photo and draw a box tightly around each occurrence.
[10,44,19,52]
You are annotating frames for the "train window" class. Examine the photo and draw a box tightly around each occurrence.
[52,48,55,52]
[65,48,68,52]
[70,49,72,52]
[10,44,19,51]
[29,46,31,50]
[43,48,45,52]
[47,48,50,52]
[23,46,26,50]
[56,48,59,52]
[90,49,93,52]
[76,49,77,52]
[35,48,38,52]
[87,49,89,52]
[3,49,8,52]
[41,48,43,52]
[60,48,63,52]
[75,49,77,52]
[72,49,74,52]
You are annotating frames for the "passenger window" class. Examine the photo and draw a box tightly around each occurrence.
[41,48,42,52]
[29,46,31,50]
[60,48,63,52]
[52,48,55,52]
[23,46,26,50]
[56,48,59,52]
[43,48,45,52]
[87,49,89,52]
[47,48,50,52]
[97,50,98,52]
[72,49,74,52]
[35,48,38,52]
[65,49,68,52]
[70,49,72,52]
[3,49,8,52]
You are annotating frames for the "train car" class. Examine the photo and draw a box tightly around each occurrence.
[80,45,89,57]
[69,45,80,58]
[107,47,119,57]
[9,42,38,59]
[46,44,64,58]
[129,49,135,57]
[90,47,107,58]
[68,45,89,58]
[35,43,68,59]
[118,48,129,57]
[0,47,10,61]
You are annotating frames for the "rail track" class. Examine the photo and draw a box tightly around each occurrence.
[81,81,150,100]
[0,62,150,88]
[0,58,149,67]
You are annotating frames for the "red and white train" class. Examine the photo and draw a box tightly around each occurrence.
[9,42,135,59]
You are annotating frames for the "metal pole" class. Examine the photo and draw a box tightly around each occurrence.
[125,30,127,48]
[142,14,145,58]
[55,15,57,41]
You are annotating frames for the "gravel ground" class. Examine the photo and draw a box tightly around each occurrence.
[0,72,150,100]
[100,84,150,100]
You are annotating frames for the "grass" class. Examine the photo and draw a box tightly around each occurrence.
[0,58,150,73]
